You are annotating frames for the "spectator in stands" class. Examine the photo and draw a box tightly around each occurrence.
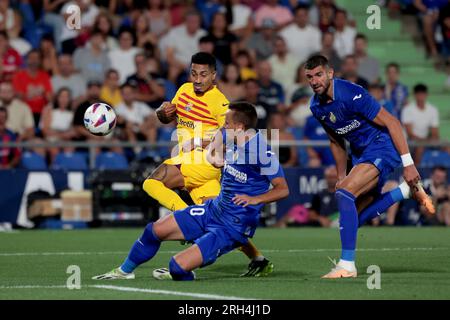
[413,0,448,58]
[60,0,100,54]
[428,166,450,226]
[280,5,321,65]
[73,30,111,83]
[115,83,157,144]
[43,0,66,53]
[311,30,342,74]
[368,83,395,116]
[242,78,274,129]
[385,62,409,119]
[145,0,172,39]
[208,11,238,65]
[285,87,312,128]
[235,49,257,80]
[92,11,119,51]
[40,87,75,161]
[354,33,380,84]
[268,35,299,92]
[228,0,253,39]
[254,0,294,30]
[126,53,166,109]
[245,18,277,61]
[333,9,356,59]
[285,63,314,106]
[339,54,369,89]
[159,9,206,83]
[0,81,34,141]
[100,69,123,107]
[316,0,336,32]
[12,49,53,128]
[256,60,285,111]
[307,166,340,227]
[303,114,335,167]
[198,35,224,77]
[267,112,298,167]
[218,63,245,102]
[0,0,31,56]
[72,80,105,143]
[0,31,22,83]
[196,0,224,30]
[401,83,440,163]
[0,107,20,169]
[51,54,87,108]
[40,35,59,76]
[108,28,141,84]
[133,12,158,49]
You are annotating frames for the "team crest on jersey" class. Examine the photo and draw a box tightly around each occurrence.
[329,112,336,123]
[185,102,193,112]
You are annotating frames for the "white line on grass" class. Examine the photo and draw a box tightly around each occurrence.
[0,247,446,257]
[0,285,254,300]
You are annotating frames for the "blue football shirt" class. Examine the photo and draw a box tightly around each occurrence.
[309,78,390,158]
[211,131,285,239]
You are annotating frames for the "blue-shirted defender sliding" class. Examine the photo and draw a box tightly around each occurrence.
[92,102,289,281]
[305,55,435,279]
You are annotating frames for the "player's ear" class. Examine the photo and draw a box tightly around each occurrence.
[327,67,334,79]
[211,69,216,82]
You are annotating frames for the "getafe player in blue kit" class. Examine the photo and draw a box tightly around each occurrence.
[304,55,435,279]
[93,102,289,281]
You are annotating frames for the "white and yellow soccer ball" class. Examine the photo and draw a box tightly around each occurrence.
[84,102,117,136]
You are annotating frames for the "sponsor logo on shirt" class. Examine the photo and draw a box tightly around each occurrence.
[177,117,195,129]
[336,120,361,135]
[224,163,247,183]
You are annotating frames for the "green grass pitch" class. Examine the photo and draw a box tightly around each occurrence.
[1,227,450,300]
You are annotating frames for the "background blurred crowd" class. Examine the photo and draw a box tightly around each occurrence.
[0,0,448,226]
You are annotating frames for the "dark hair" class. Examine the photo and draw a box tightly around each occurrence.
[0,30,9,40]
[335,8,347,18]
[244,78,259,86]
[355,33,367,42]
[105,68,119,78]
[228,101,257,130]
[0,106,7,117]
[199,35,214,44]
[27,49,42,60]
[121,82,137,91]
[209,11,229,34]
[386,62,400,72]
[294,4,310,14]
[432,166,447,173]
[53,87,72,109]
[118,26,136,45]
[368,83,384,90]
[413,83,428,94]
[236,49,253,68]
[304,55,330,70]
[321,30,334,41]
[191,52,216,71]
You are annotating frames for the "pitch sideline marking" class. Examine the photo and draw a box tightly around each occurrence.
[0,284,254,300]
[0,247,446,257]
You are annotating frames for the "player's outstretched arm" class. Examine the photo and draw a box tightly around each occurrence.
[156,101,177,124]
[232,177,289,207]
[372,107,420,185]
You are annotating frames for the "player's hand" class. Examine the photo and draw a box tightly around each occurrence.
[403,164,421,187]
[232,194,261,207]
[156,102,177,124]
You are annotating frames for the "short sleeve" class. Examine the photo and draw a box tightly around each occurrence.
[348,84,381,120]
[431,108,439,127]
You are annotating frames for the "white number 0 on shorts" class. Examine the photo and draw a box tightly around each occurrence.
[189,208,205,216]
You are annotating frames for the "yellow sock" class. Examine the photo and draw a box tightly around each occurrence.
[239,240,263,260]
[143,179,188,211]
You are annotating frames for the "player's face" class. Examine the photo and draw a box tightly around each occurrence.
[305,65,333,95]
[190,63,216,94]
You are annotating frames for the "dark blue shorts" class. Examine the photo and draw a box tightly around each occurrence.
[173,201,247,267]
[352,135,401,194]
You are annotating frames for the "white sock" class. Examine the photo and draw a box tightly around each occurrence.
[338,259,356,271]
[399,181,411,199]
[253,256,265,262]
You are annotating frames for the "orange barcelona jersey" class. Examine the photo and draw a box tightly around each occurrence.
[171,83,229,146]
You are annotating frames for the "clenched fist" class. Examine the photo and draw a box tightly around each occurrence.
[156,102,177,124]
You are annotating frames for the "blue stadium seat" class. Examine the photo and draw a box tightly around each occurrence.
[52,152,88,170]
[20,151,48,170]
[420,150,450,168]
[95,151,129,170]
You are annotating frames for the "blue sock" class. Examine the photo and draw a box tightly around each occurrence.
[169,257,195,281]
[120,223,161,273]
[336,189,358,262]
[358,187,406,227]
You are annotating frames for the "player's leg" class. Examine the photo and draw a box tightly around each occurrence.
[92,214,185,280]
[143,161,189,211]
[323,163,379,279]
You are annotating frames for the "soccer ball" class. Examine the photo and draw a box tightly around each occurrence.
[84,102,117,136]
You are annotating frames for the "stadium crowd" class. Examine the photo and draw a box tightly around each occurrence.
[0,0,449,226]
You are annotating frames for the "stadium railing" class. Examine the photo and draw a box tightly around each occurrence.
[1,140,449,169]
